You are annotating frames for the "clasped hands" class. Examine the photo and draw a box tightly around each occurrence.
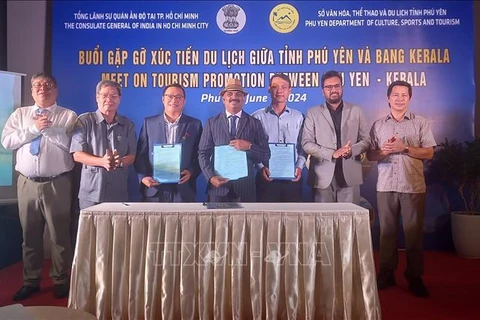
[381,135,406,154]
[34,113,52,131]
[101,149,123,171]
[333,140,352,159]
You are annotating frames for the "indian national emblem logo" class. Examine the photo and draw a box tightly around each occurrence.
[216,4,246,34]
[270,3,299,34]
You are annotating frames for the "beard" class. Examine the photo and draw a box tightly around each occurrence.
[326,93,342,105]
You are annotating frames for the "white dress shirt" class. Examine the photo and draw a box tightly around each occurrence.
[1,103,77,177]
[164,113,182,144]
[225,110,243,132]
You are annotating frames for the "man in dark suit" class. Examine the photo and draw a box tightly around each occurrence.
[199,78,270,202]
[135,84,202,202]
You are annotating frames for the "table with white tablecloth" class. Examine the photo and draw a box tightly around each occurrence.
[68,202,381,319]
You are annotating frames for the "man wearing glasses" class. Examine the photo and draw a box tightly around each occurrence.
[199,78,270,202]
[1,72,77,300]
[302,70,370,204]
[135,84,203,202]
[70,80,136,209]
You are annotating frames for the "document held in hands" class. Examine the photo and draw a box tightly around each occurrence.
[214,145,248,180]
[153,143,182,183]
[268,143,296,180]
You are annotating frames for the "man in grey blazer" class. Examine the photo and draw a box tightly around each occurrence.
[302,70,370,204]
[135,84,202,202]
[199,78,270,202]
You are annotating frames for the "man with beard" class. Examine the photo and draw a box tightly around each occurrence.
[135,84,203,202]
[198,78,270,202]
[252,73,306,202]
[302,70,370,204]
[70,80,136,209]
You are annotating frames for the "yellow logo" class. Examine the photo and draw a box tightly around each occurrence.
[269,4,299,34]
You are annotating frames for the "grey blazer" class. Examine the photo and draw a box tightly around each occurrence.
[301,102,370,189]
[198,111,270,201]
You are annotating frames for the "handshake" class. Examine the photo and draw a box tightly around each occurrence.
[101,149,123,171]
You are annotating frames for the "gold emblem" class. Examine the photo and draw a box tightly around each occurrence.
[269,4,299,34]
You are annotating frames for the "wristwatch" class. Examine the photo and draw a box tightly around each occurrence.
[403,145,409,154]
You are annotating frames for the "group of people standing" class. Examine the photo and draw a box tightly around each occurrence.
[1,70,435,301]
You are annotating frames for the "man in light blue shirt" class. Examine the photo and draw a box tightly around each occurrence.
[252,73,306,202]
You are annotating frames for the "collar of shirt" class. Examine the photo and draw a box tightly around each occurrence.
[325,100,344,114]
[226,110,243,118]
[95,109,125,125]
[266,105,290,116]
[33,102,57,114]
[385,110,413,122]
[163,112,182,125]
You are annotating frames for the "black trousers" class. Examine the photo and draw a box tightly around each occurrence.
[256,174,302,202]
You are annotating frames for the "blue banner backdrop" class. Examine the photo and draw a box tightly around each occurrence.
[52,1,474,241]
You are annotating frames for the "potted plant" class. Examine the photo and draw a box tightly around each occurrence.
[426,138,480,258]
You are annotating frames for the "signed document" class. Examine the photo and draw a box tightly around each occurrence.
[153,144,182,183]
[214,145,248,180]
[269,143,295,180]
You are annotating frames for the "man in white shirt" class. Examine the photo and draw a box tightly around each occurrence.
[1,72,77,301]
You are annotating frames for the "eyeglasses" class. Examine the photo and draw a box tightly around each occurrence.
[270,85,290,91]
[32,82,56,90]
[323,84,342,91]
[164,94,184,100]
[98,93,120,100]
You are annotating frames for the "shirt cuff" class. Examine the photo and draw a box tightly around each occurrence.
[256,163,265,170]
[295,157,306,169]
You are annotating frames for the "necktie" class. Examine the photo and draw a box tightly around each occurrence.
[30,136,42,155]
[229,115,237,139]
[30,109,48,156]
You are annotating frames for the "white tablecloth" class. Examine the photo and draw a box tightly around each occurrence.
[68,202,381,319]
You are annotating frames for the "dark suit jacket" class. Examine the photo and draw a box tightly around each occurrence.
[135,113,203,202]
[198,111,270,201]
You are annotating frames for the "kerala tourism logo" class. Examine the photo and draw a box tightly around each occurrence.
[216,4,246,34]
[270,4,299,33]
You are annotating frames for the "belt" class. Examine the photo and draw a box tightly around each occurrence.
[24,171,70,183]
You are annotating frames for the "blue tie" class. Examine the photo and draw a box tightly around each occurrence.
[229,115,237,139]
[30,109,47,155]
[30,136,42,155]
